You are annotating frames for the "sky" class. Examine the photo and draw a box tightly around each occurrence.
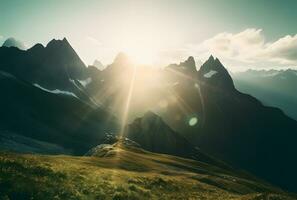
[1,0,297,71]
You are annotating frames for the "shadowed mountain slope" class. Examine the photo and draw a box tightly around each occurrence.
[0,38,87,88]
[0,71,119,155]
[0,38,97,104]
[124,111,229,170]
[194,56,297,192]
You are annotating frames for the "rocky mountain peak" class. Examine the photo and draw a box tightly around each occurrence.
[46,38,71,49]
[2,37,26,50]
[113,52,132,65]
[93,59,104,70]
[198,55,235,90]
[177,56,196,72]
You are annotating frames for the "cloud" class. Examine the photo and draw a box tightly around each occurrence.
[195,28,297,69]
[157,48,190,65]
[203,29,264,61]
[85,36,102,46]
[262,35,297,64]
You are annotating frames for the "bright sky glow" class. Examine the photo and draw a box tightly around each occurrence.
[1,0,297,70]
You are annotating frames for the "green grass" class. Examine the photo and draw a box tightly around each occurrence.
[0,144,296,200]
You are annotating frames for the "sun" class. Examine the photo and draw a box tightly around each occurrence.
[118,25,163,65]
[122,45,156,65]
[120,36,159,65]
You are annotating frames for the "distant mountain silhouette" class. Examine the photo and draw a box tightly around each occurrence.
[234,69,297,120]
[2,37,26,50]
[167,56,197,73]
[113,52,133,66]
[92,59,104,70]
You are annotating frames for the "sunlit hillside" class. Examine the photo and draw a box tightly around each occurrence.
[0,141,296,200]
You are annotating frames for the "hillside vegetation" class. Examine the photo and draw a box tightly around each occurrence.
[0,142,296,200]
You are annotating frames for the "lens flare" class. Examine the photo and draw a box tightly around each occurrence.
[189,117,198,126]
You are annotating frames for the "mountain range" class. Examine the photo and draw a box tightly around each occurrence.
[233,69,297,120]
[0,38,297,193]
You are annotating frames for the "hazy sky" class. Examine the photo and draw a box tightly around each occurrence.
[1,0,297,70]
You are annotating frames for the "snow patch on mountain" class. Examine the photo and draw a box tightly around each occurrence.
[204,70,218,78]
[78,77,92,87]
[33,83,78,98]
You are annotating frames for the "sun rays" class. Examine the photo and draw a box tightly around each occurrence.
[119,65,137,137]
[81,56,205,142]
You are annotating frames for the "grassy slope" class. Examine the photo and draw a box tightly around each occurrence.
[0,144,296,200]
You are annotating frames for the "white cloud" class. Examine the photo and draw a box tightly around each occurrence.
[193,28,297,70]
[85,36,102,46]
[262,34,297,64]
[203,29,265,61]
